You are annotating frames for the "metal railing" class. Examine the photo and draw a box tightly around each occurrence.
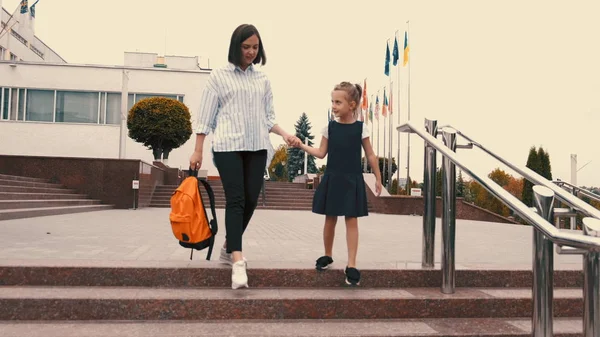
[554,180,600,203]
[398,119,600,337]
[262,169,270,206]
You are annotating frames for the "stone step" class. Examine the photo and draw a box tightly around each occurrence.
[0,185,78,194]
[154,187,315,194]
[0,318,583,336]
[148,204,313,210]
[0,192,88,200]
[0,199,102,210]
[0,173,49,183]
[0,179,63,189]
[0,286,582,320]
[0,205,113,221]
[0,264,582,288]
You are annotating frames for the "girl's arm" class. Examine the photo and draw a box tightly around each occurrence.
[300,136,328,159]
[362,137,383,195]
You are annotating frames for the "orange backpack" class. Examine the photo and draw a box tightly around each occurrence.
[169,169,218,260]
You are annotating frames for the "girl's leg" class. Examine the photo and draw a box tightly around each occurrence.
[345,216,359,268]
[323,215,337,257]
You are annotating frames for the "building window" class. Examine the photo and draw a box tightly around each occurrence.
[0,46,5,60]
[1,88,9,119]
[26,89,54,122]
[106,93,122,125]
[10,53,17,61]
[55,91,99,124]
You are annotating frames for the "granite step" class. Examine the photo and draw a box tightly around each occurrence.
[0,185,78,194]
[0,286,582,320]
[0,192,88,200]
[148,204,313,210]
[0,263,583,288]
[0,205,113,221]
[0,179,63,189]
[0,174,49,183]
[0,318,583,336]
[0,199,102,210]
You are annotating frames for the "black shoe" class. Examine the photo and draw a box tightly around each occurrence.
[315,256,333,271]
[345,267,361,286]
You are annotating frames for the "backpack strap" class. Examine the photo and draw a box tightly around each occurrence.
[198,179,217,229]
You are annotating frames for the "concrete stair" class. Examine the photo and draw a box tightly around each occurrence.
[150,180,377,212]
[0,173,112,221]
[0,262,584,336]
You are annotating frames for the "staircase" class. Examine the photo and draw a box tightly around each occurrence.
[150,180,378,212]
[0,263,584,336]
[0,173,112,221]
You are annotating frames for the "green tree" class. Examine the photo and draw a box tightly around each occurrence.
[268,144,289,182]
[538,147,553,180]
[457,170,466,198]
[127,97,192,163]
[522,146,542,207]
[287,113,318,181]
[361,157,398,187]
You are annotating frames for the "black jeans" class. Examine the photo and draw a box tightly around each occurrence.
[213,150,267,253]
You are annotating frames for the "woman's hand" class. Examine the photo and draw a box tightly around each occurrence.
[189,150,203,170]
[375,180,383,196]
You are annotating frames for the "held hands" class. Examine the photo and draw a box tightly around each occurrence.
[284,134,302,148]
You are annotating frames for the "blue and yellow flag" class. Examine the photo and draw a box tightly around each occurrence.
[30,0,40,18]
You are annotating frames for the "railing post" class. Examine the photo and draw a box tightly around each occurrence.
[441,127,457,294]
[582,217,600,337]
[422,118,438,268]
[532,185,555,337]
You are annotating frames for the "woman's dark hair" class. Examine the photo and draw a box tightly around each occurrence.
[228,24,266,66]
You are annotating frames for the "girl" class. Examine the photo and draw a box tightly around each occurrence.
[190,24,298,290]
[295,81,382,286]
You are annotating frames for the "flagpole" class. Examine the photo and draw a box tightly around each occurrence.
[405,20,412,192]
[395,32,402,194]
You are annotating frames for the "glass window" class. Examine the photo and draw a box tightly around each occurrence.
[106,93,122,125]
[17,89,25,120]
[9,88,18,120]
[26,89,54,122]
[2,88,9,120]
[0,46,5,60]
[55,91,99,124]
[135,93,177,103]
[10,53,17,61]
[178,95,184,103]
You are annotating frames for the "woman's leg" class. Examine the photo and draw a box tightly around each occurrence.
[212,151,245,262]
[241,150,268,234]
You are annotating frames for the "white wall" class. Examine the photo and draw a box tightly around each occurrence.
[1,8,66,63]
[0,62,219,176]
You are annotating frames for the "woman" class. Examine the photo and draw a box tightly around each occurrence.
[189,24,298,289]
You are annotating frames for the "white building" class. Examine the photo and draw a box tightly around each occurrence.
[0,2,223,176]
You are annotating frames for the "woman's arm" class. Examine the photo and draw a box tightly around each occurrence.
[299,136,328,160]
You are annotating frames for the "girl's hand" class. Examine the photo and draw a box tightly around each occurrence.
[375,180,382,196]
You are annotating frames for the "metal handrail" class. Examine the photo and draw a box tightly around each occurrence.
[554,180,600,203]
[445,127,600,220]
[398,122,600,251]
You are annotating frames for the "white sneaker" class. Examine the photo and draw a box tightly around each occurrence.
[219,247,247,266]
[231,260,249,289]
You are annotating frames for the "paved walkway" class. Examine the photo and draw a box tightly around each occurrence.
[0,208,585,269]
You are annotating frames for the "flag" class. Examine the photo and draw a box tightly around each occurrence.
[361,79,368,111]
[375,95,380,120]
[389,82,393,115]
[392,36,399,66]
[30,0,39,18]
[369,101,373,123]
[403,31,410,67]
[382,88,388,118]
[20,0,28,14]
[384,42,390,76]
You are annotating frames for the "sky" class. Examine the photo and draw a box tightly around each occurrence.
[3,0,599,187]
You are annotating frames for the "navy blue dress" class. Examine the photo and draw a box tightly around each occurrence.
[312,120,369,217]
